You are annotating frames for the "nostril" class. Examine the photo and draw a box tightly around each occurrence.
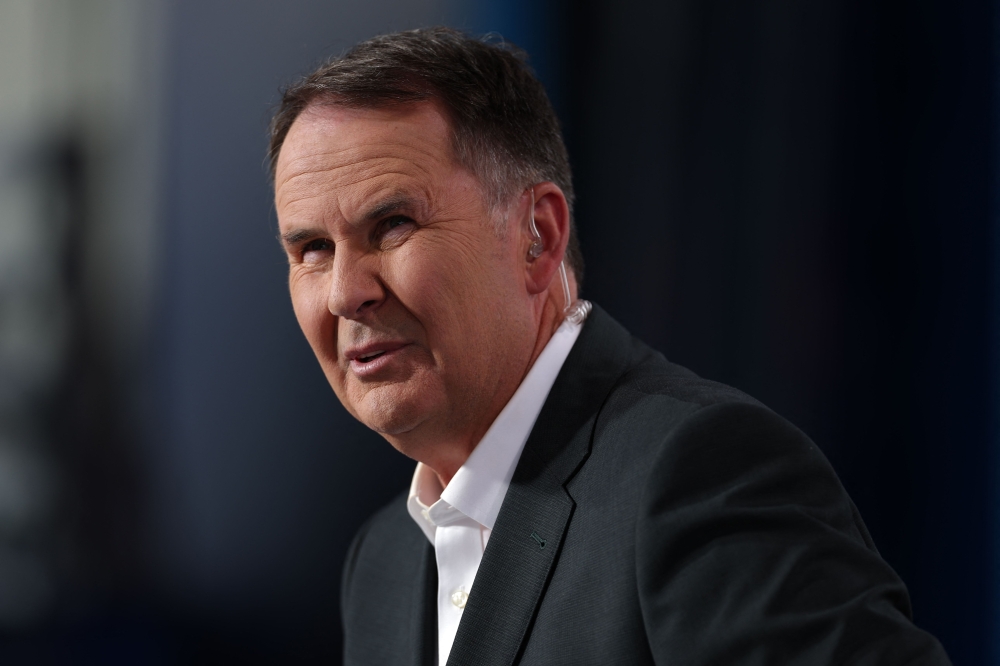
[327,259,384,318]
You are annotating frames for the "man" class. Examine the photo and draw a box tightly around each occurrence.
[269,27,950,666]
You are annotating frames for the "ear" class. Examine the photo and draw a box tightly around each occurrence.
[522,182,570,296]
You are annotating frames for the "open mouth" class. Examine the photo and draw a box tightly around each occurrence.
[356,350,386,363]
[346,342,408,376]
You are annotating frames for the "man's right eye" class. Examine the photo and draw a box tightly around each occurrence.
[301,238,333,260]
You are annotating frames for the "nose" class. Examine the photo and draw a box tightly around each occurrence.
[327,248,384,319]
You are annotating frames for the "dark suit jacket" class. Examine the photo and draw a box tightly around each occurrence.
[341,306,951,665]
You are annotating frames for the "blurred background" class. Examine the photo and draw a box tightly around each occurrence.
[0,0,995,663]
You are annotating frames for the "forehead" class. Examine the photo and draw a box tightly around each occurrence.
[274,102,458,212]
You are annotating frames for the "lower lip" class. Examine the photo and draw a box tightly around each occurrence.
[349,345,409,378]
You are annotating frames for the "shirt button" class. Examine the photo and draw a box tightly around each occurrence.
[450,587,469,609]
[420,508,431,522]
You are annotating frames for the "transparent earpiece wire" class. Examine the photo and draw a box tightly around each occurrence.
[528,188,591,325]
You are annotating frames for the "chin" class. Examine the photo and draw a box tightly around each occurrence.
[352,384,436,437]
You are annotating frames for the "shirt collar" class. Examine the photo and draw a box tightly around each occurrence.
[407,318,583,543]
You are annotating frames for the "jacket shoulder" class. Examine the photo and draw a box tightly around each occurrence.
[618,338,764,409]
[582,337,951,665]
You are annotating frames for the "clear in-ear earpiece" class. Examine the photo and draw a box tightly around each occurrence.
[527,188,591,324]
[527,189,545,259]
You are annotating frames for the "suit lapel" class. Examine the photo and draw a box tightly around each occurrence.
[410,538,438,666]
[446,306,634,666]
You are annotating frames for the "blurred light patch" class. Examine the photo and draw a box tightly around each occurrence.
[0,0,161,642]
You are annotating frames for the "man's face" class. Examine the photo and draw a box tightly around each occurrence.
[274,102,535,455]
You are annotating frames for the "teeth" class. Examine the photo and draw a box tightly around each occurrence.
[358,351,385,362]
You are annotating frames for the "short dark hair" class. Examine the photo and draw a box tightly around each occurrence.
[268,27,583,282]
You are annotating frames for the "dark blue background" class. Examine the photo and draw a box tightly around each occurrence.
[3,0,995,663]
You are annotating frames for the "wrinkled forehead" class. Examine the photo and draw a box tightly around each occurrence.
[275,101,457,183]
[273,101,495,226]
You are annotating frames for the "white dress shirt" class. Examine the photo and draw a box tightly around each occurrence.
[406,318,583,665]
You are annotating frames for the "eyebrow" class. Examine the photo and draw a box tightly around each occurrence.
[280,227,323,248]
[278,192,424,249]
[358,192,421,223]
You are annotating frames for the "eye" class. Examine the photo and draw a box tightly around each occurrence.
[377,216,415,248]
[384,216,412,231]
[301,237,333,262]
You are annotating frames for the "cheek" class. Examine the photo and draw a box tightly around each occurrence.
[385,237,525,398]
[290,273,338,361]
[386,235,506,324]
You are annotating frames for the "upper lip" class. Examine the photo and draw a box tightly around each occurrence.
[344,340,409,362]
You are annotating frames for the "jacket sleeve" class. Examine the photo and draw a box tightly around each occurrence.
[635,401,951,666]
